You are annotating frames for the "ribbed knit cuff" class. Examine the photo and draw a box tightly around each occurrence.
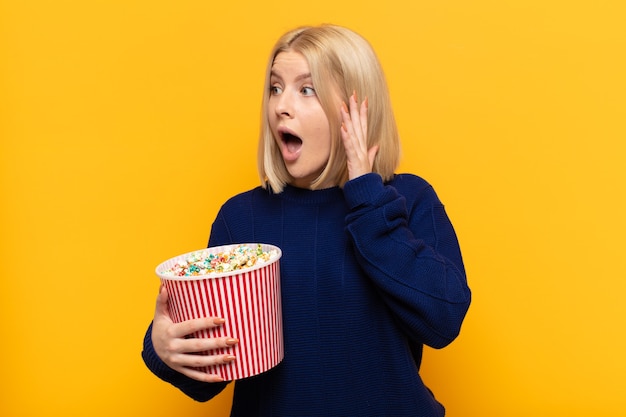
[343,173,385,210]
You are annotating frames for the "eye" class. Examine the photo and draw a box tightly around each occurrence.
[270,85,283,95]
[301,86,316,96]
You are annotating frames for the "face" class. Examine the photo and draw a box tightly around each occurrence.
[268,51,339,189]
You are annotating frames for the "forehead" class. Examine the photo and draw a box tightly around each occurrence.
[271,50,311,77]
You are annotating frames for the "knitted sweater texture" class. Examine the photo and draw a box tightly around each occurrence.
[142,173,471,416]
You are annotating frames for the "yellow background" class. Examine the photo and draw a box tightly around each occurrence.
[1,0,625,416]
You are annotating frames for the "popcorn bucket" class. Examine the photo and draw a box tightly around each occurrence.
[155,243,283,380]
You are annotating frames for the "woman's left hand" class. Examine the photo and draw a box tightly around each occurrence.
[340,91,379,180]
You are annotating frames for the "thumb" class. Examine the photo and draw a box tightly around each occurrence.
[155,284,171,318]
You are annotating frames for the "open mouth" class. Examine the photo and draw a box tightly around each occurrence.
[281,132,303,154]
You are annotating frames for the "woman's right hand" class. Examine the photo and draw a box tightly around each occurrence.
[151,285,239,383]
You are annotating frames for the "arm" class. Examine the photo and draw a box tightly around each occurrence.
[340,94,470,348]
[343,173,471,348]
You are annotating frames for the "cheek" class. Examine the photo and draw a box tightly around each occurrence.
[314,106,336,135]
[310,115,332,141]
[267,109,278,130]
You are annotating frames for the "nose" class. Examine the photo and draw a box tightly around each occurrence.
[274,90,294,118]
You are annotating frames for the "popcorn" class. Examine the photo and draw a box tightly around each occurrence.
[160,244,279,277]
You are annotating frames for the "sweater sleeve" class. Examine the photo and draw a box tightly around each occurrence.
[141,323,230,401]
[343,173,471,349]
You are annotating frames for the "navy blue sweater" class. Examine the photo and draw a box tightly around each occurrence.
[142,173,471,416]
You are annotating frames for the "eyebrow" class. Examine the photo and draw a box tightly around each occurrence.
[270,70,312,83]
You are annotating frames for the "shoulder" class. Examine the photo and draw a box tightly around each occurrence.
[388,173,431,190]
[220,186,276,216]
[221,186,269,206]
[389,173,436,196]
[387,173,444,210]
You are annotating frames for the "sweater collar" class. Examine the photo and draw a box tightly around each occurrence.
[275,184,343,205]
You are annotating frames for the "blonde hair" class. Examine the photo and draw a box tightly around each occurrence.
[258,24,401,193]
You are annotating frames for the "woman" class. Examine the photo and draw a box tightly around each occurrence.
[143,24,471,416]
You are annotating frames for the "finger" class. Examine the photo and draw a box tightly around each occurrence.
[340,108,359,158]
[170,316,228,339]
[176,334,239,354]
[177,356,237,383]
[173,353,238,383]
[349,92,363,138]
[341,101,355,137]
[179,367,226,383]
[172,350,237,368]
[360,96,368,140]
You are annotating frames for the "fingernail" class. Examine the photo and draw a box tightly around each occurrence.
[213,318,226,325]
[341,122,347,132]
[226,338,239,345]
[341,102,348,113]
[353,90,357,101]
[225,355,236,362]
[364,96,368,108]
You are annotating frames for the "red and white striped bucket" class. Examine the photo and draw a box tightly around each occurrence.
[155,243,283,380]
